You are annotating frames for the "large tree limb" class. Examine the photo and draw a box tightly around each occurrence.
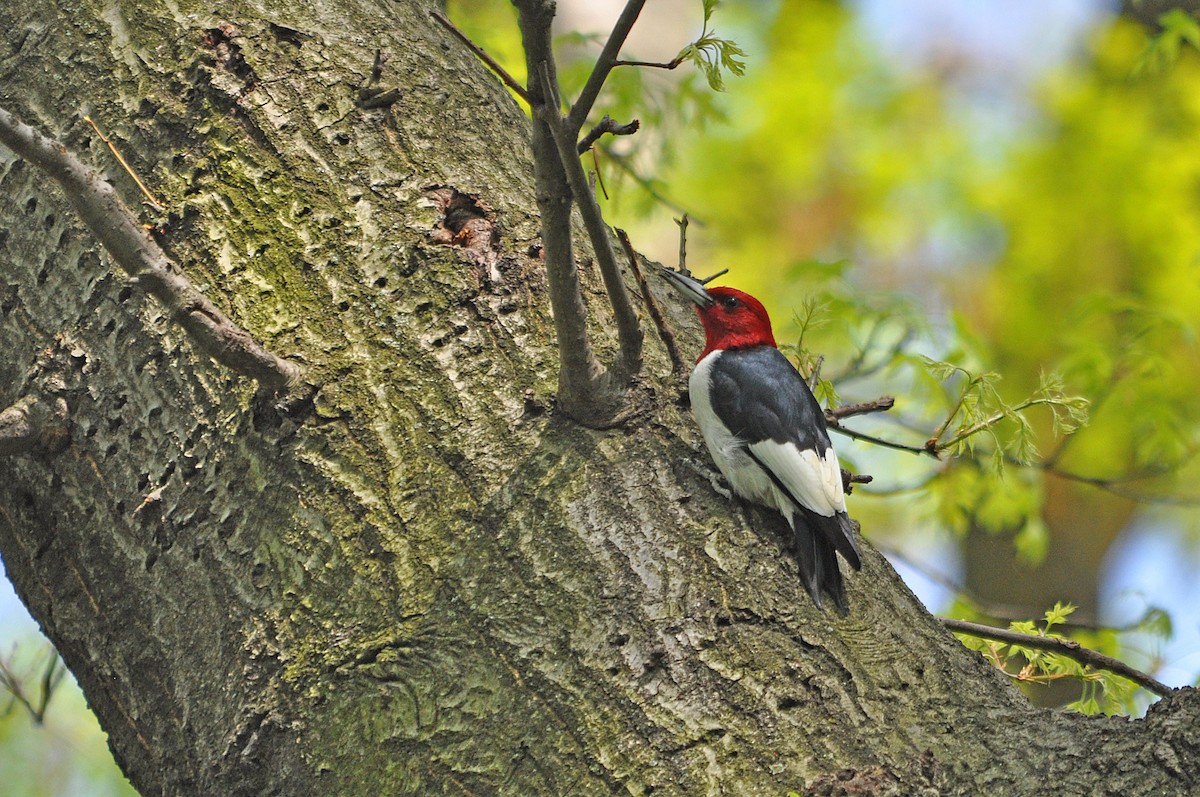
[0,106,301,393]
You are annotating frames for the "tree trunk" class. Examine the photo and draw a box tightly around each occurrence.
[0,1,1197,794]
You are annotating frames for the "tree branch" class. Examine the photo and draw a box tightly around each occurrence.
[0,106,301,393]
[617,228,683,373]
[537,64,643,383]
[566,0,648,134]
[429,9,532,105]
[612,57,683,70]
[827,396,896,420]
[941,618,1173,697]
[513,1,628,424]
[675,214,690,275]
[577,115,640,155]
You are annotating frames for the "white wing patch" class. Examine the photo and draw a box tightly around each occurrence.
[748,440,846,518]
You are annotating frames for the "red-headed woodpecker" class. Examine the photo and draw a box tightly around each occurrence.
[659,268,862,613]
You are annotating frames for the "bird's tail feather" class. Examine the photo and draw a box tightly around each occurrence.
[791,512,852,615]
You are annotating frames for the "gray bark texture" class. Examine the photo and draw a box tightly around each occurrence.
[0,1,1197,795]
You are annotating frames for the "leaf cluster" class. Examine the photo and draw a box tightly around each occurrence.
[1134,9,1200,74]
[674,0,747,92]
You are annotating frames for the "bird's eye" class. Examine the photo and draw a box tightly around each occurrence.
[721,295,739,309]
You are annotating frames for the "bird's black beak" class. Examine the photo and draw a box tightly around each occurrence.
[657,266,713,309]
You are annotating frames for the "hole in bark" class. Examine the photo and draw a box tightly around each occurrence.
[36,264,49,285]
[777,696,803,710]
[426,186,501,276]
[136,473,150,490]
[374,277,388,289]
[115,499,126,514]
[333,132,350,146]
[24,196,37,214]
[43,213,55,229]
[269,22,307,47]
[337,300,350,311]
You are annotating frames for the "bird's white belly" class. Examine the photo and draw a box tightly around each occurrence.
[690,352,795,518]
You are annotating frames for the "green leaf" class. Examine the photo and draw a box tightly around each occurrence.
[1043,601,1076,630]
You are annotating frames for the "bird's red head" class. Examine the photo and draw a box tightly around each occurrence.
[697,287,777,359]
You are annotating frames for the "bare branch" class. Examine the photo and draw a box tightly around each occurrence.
[827,396,896,420]
[612,57,683,70]
[675,214,689,275]
[566,0,648,134]
[825,416,940,458]
[0,645,65,724]
[942,617,1173,698]
[430,10,532,105]
[537,64,643,382]
[841,468,872,494]
[617,228,684,373]
[0,105,301,393]
[577,115,640,155]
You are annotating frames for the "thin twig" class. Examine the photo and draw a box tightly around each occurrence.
[538,63,643,382]
[0,105,301,392]
[567,0,648,134]
[613,57,684,70]
[0,645,65,724]
[825,416,940,458]
[616,228,684,373]
[430,9,532,105]
[808,354,824,392]
[941,617,1173,697]
[83,116,164,211]
[577,115,640,154]
[827,396,896,420]
[675,214,689,275]
[590,147,609,200]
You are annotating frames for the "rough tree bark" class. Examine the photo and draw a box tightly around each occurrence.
[0,1,1197,795]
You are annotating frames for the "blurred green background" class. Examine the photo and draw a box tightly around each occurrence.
[5,0,1200,790]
